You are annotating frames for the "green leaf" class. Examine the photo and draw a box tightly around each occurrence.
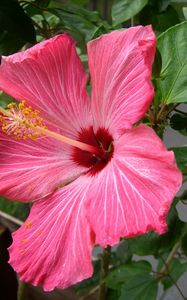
[182,232,187,256]
[70,0,89,5]
[0,91,14,108]
[50,1,100,23]
[116,240,133,264]
[112,0,148,25]
[160,258,187,289]
[152,47,162,79]
[90,24,108,40]
[0,0,36,54]
[170,113,187,135]
[107,289,121,300]
[158,0,171,12]
[127,199,185,256]
[128,232,161,256]
[24,0,50,17]
[156,22,187,104]
[171,147,187,173]
[119,274,158,300]
[140,5,179,33]
[172,0,187,20]
[0,196,29,220]
[106,261,151,290]
[48,3,107,48]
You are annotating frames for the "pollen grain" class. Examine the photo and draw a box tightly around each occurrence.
[21,239,27,243]
[25,221,32,229]
[0,101,104,155]
[0,100,46,140]
[19,249,27,253]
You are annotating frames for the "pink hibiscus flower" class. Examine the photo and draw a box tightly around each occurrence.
[0,26,182,291]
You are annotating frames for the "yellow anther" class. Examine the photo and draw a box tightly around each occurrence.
[21,239,27,243]
[27,184,33,191]
[0,100,46,140]
[7,102,16,109]
[20,249,26,253]
[25,221,32,229]
[0,101,104,155]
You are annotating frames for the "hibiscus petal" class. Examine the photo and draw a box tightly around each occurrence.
[0,133,88,202]
[0,34,91,138]
[9,179,94,291]
[88,26,156,138]
[86,125,182,247]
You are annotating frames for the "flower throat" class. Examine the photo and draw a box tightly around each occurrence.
[0,101,114,174]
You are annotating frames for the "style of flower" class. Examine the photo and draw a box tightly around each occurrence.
[0,26,182,291]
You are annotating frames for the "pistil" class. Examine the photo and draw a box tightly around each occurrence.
[0,103,102,156]
[37,126,102,155]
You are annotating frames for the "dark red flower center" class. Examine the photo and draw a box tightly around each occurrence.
[72,127,114,175]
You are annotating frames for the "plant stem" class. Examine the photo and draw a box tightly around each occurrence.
[166,270,186,299]
[160,241,181,275]
[156,104,167,122]
[98,246,111,300]
[131,17,134,26]
[79,286,99,300]
[155,241,187,298]
[17,281,27,300]
[156,241,181,279]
